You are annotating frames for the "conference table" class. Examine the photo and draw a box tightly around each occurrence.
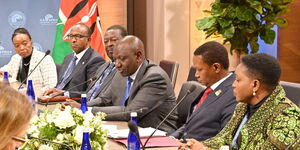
[0,79,179,150]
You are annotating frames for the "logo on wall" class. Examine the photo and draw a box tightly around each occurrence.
[40,14,58,25]
[8,11,26,28]
[33,43,44,52]
[0,45,13,57]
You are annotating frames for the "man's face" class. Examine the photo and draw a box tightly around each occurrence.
[104,29,123,60]
[12,34,33,58]
[193,55,218,87]
[113,44,140,77]
[68,26,90,54]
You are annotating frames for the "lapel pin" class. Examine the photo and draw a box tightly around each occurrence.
[82,62,85,65]
[215,90,222,96]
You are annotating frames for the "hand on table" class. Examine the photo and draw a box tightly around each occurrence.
[178,139,209,150]
[62,99,81,109]
[43,88,64,97]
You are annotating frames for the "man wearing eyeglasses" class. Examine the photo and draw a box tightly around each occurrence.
[52,23,105,92]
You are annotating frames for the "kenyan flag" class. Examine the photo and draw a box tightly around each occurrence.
[52,0,106,64]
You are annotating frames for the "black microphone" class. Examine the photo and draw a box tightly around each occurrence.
[27,134,72,150]
[285,135,300,150]
[44,76,97,106]
[105,107,149,120]
[143,85,197,148]
[128,120,145,150]
[18,50,51,89]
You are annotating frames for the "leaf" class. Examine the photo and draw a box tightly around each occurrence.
[221,24,235,38]
[274,17,288,27]
[236,6,253,21]
[196,17,217,30]
[260,29,276,44]
[218,18,232,28]
[247,0,263,14]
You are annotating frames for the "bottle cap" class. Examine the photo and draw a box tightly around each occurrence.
[81,94,87,97]
[130,112,137,117]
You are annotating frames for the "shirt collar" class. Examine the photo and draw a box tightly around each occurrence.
[210,72,233,90]
[129,63,143,81]
[73,47,89,64]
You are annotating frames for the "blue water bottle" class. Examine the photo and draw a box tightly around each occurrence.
[81,132,92,150]
[80,94,88,113]
[128,112,140,150]
[3,72,10,85]
[26,80,36,110]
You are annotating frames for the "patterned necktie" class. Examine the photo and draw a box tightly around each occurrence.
[87,63,115,101]
[57,55,77,89]
[121,77,133,106]
[194,88,213,112]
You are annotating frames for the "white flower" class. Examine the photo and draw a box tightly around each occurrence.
[30,115,39,124]
[74,126,84,144]
[38,144,54,150]
[53,110,75,129]
[56,133,64,142]
[27,125,39,137]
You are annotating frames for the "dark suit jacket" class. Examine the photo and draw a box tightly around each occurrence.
[170,73,237,141]
[68,62,117,98]
[88,59,179,134]
[57,48,105,92]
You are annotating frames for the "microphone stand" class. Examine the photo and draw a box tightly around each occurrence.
[128,121,145,150]
[27,134,72,150]
[143,85,196,148]
[18,50,51,89]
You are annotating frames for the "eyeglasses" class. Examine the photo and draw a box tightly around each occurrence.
[67,34,89,40]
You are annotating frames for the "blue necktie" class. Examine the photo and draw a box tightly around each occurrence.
[121,77,133,106]
[57,55,77,89]
[87,63,115,101]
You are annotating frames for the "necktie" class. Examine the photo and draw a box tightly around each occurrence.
[57,56,77,89]
[194,88,213,111]
[121,77,133,106]
[87,63,115,101]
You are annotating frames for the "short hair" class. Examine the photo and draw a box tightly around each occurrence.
[74,23,92,37]
[0,84,33,149]
[106,25,128,37]
[11,28,32,41]
[241,53,281,89]
[194,41,229,69]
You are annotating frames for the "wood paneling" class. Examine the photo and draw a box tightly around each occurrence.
[97,0,127,32]
[278,1,300,83]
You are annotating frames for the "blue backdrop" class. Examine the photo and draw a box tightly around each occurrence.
[0,0,60,67]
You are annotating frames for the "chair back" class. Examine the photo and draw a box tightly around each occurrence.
[187,66,197,81]
[177,81,205,125]
[280,81,300,107]
[159,60,179,88]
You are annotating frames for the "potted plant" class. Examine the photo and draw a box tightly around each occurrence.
[196,0,293,62]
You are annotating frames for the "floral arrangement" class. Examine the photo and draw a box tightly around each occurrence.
[20,105,108,150]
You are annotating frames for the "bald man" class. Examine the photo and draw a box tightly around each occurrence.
[82,35,179,133]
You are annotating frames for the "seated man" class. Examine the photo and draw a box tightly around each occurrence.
[170,41,237,141]
[65,35,179,134]
[0,28,57,91]
[179,53,300,150]
[47,23,105,94]
[44,25,128,101]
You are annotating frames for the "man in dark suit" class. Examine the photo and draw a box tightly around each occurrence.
[66,35,179,133]
[44,23,105,95]
[170,41,237,141]
[44,25,128,100]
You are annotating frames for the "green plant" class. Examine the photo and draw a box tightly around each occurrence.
[196,0,293,54]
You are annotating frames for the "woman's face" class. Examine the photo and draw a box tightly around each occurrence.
[12,34,33,58]
[4,123,29,150]
[232,64,255,104]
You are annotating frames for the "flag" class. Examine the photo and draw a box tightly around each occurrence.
[52,0,106,64]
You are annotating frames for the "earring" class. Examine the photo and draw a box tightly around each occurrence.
[253,91,256,96]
